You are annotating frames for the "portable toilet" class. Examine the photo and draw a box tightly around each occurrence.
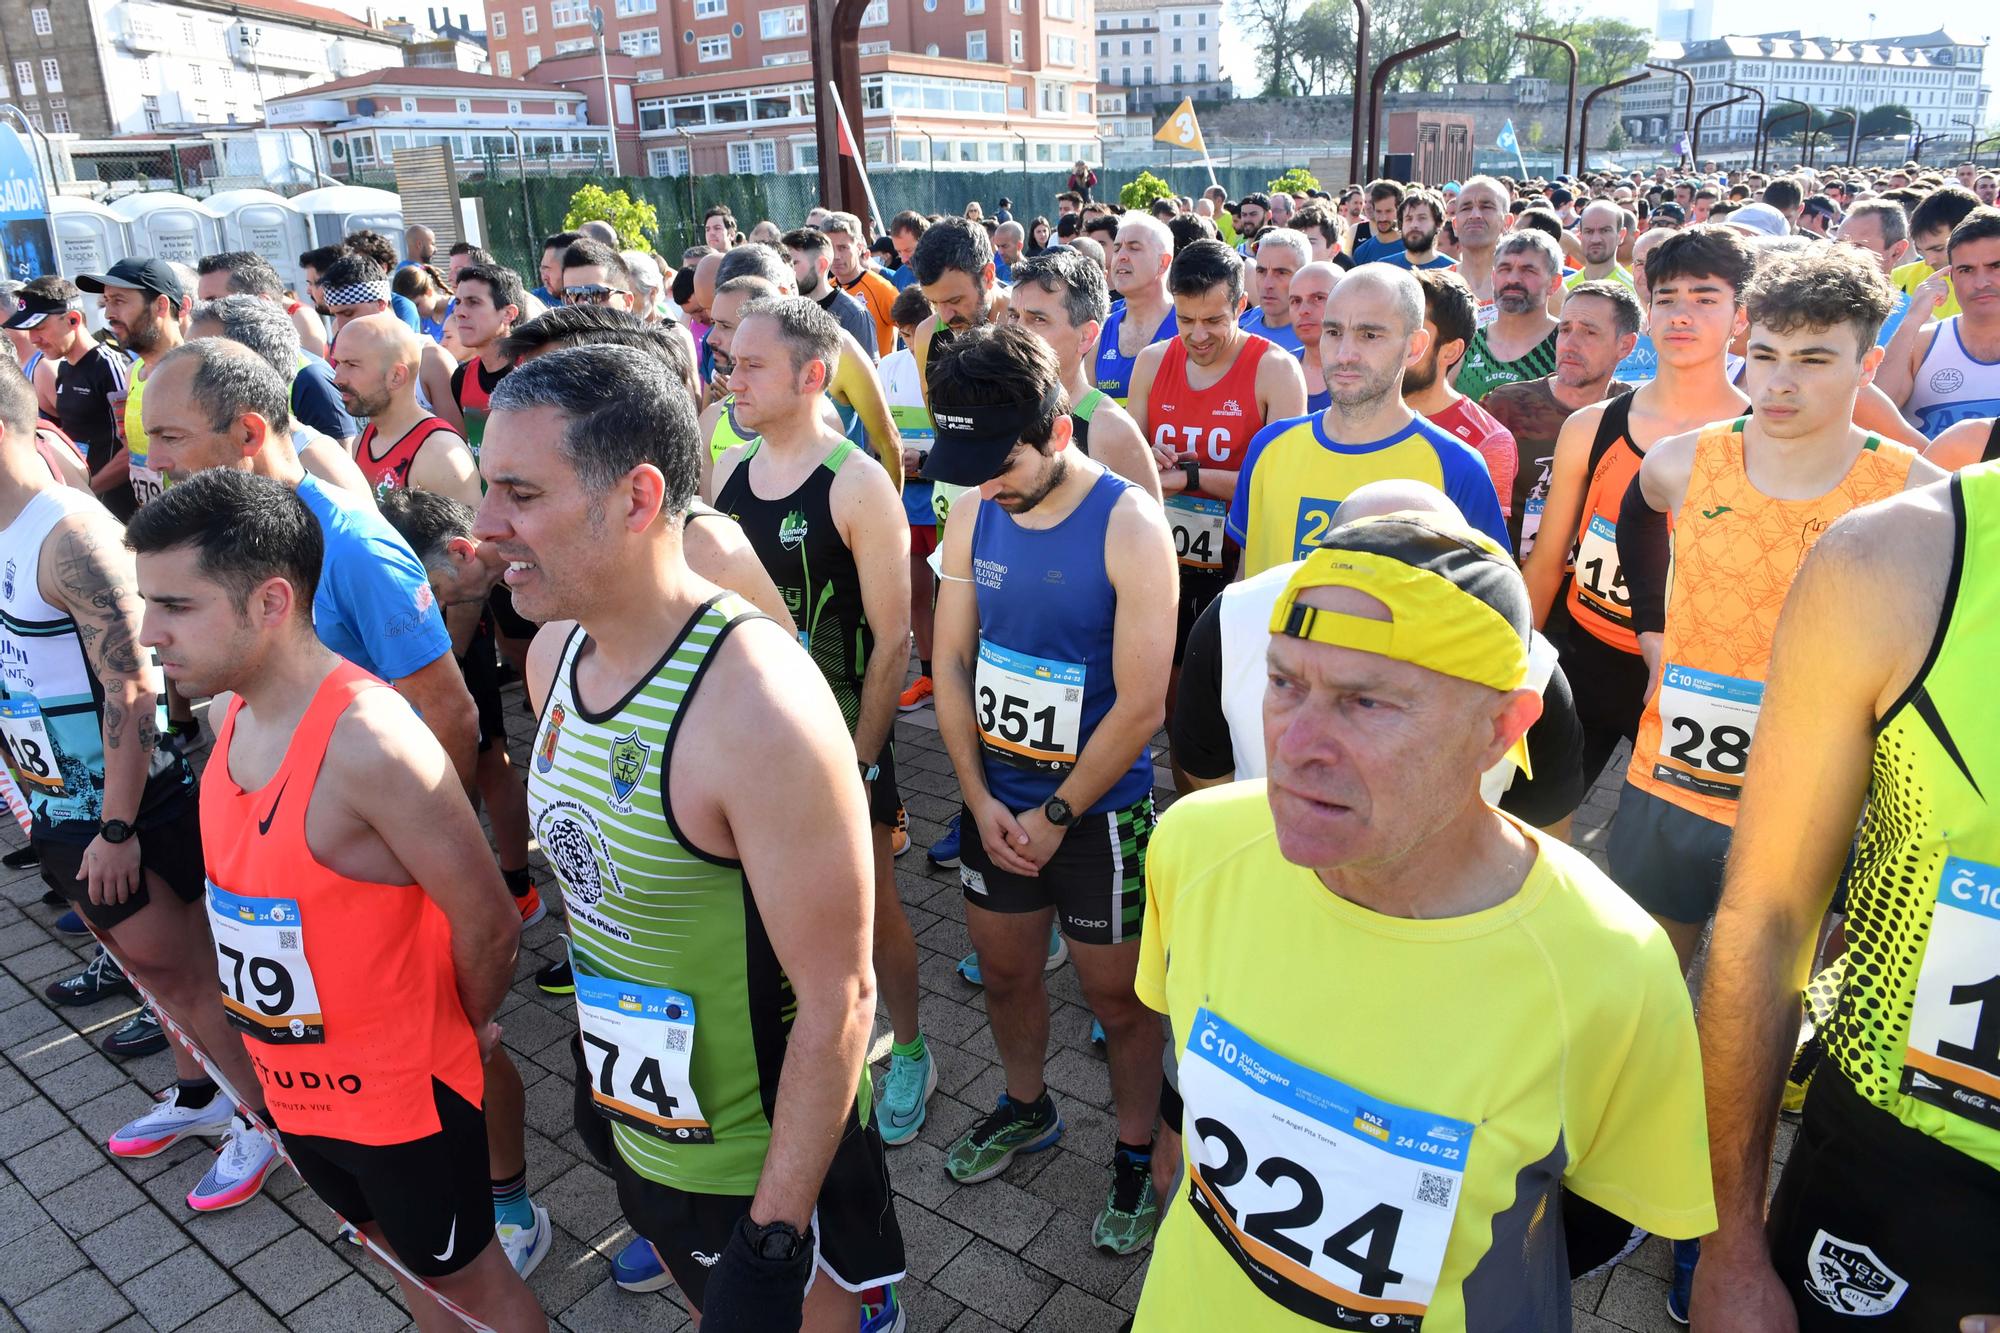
[290,185,404,257]
[205,189,311,295]
[49,198,132,332]
[109,192,222,268]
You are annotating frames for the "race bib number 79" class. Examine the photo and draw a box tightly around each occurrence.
[206,882,324,1044]
[1179,1008,1473,1330]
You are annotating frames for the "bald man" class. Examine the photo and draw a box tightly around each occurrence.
[402,224,436,269]
[993,221,1026,283]
[1287,260,1342,411]
[332,313,480,507]
[1564,201,1634,291]
[690,252,725,397]
[577,219,620,247]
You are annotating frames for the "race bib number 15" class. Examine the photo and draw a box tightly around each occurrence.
[1179,1008,1473,1330]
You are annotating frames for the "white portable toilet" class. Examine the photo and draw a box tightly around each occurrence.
[49,198,132,333]
[109,192,222,267]
[291,185,404,256]
[205,189,311,295]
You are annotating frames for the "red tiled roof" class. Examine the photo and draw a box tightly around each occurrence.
[271,66,585,102]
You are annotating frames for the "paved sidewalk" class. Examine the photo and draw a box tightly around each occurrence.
[0,680,1783,1332]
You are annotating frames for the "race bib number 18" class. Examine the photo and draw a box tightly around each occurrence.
[1179,1008,1472,1330]
[575,973,715,1143]
[207,882,324,1044]
[1902,856,2000,1131]
[0,697,65,794]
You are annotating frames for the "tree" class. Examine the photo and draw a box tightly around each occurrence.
[1235,0,1308,96]
[1606,121,1628,151]
[564,185,660,249]
[1859,103,1915,139]
[1120,171,1177,210]
[1269,167,1321,194]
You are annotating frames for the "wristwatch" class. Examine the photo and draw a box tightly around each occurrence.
[1180,459,1200,492]
[745,1217,810,1263]
[98,819,135,845]
[858,760,881,782]
[1043,794,1076,827]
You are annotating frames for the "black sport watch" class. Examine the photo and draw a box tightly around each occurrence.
[745,1217,809,1262]
[1043,795,1076,827]
[98,819,136,845]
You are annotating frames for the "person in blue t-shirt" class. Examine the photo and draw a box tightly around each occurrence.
[1351,180,1409,264]
[1237,228,1310,356]
[137,338,477,781]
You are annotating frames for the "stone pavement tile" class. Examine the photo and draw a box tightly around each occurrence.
[931,1238,1059,1326]
[4,942,82,985]
[891,1198,975,1282]
[919,1037,995,1101]
[272,1175,348,1244]
[914,913,973,959]
[556,1275,691,1333]
[0,1060,35,1111]
[913,1091,985,1156]
[885,1138,959,1211]
[12,1264,134,1333]
[169,1292,286,1333]
[101,1316,156,1333]
[1110,1252,1150,1311]
[936,1174,1057,1252]
[1020,1209,1147,1300]
[943,1310,1014,1333]
[1025,1281,1125,1332]
[72,1084,160,1148]
[1573,1309,1630,1333]
[1623,1233,1674,1281]
[893,1276,963,1330]
[0,919,55,958]
[231,1225,351,1315]
[1595,1264,1683,1333]
[77,1203,189,1284]
[536,1161,624,1241]
[6,1020,98,1079]
[34,1049,127,1111]
[916,991,989,1048]
[1571,1261,1611,1311]
[1773,1115,1797,1166]
[42,1165,149,1239]
[1023,1142,1117,1220]
[0,1179,51,1249]
[519,1126,583,1195]
[181,1193,299,1267]
[0,1220,89,1305]
[1043,1047,1113,1110]
[12,1127,113,1198]
[282,1271,410,1333]
[0,999,60,1052]
[518,1222,617,1319]
[494,995,575,1054]
[118,1244,237,1331]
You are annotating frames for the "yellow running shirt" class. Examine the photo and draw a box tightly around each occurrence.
[1135,783,1716,1331]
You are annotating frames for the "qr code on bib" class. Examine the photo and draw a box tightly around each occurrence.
[278,931,298,950]
[663,1028,689,1053]
[1415,1170,1455,1208]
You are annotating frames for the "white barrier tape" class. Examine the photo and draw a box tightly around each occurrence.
[0,764,32,837]
[102,947,503,1333]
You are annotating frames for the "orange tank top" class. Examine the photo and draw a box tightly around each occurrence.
[1627,419,1917,825]
[1563,392,1645,653]
[200,661,483,1143]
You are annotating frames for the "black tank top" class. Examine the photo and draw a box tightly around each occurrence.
[1984,416,2000,464]
[714,439,871,730]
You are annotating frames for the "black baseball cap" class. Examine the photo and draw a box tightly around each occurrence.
[75,257,183,304]
[0,288,72,329]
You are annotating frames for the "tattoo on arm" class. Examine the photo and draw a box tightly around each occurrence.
[53,525,148,683]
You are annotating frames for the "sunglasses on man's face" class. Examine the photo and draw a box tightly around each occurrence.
[561,285,629,306]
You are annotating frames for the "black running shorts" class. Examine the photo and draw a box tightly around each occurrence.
[959,794,1154,946]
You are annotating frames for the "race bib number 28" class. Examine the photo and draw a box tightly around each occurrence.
[1179,1008,1473,1330]
[1653,664,1761,800]
[1902,856,2000,1132]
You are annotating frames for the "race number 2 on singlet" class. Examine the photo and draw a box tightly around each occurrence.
[1903,856,2000,1131]
[575,972,715,1143]
[207,882,326,1044]
[1179,1008,1473,1331]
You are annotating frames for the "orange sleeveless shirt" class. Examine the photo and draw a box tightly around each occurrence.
[200,661,484,1143]
[1564,393,1645,653]
[1627,419,1917,825]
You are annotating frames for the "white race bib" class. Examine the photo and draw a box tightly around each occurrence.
[1166,494,1227,571]
[575,972,714,1143]
[1572,514,1629,621]
[1519,495,1544,558]
[207,881,325,1044]
[1653,664,1761,800]
[0,697,65,794]
[1179,1009,1472,1329]
[1902,857,2000,1131]
[129,463,164,510]
[975,639,1084,771]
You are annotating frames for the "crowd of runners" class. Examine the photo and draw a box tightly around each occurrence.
[0,155,1994,1331]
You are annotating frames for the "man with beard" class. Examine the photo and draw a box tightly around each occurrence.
[1401,269,1519,522]
[1450,176,1513,321]
[783,228,879,362]
[1484,281,1640,558]
[1453,231,1561,403]
[316,254,463,437]
[1229,266,1509,575]
[1233,193,1271,256]
[1351,179,1407,264]
[79,259,183,519]
[1093,214,1178,404]
[1383,188,1454,270]
[926,324,1178,1259]
[1565,201,1634,292]
[334,313,480,507]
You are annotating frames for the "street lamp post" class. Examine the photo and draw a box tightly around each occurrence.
[1807,113,1853,169]
[1367,32,1461,182]
[1724,81,1765,169]
[235,23,267,125]
[1954,116,1979,162]
[1516,33,1577,176]
[588,7,622,177]
[1691,93,1748,166]
[1578,71,1648,176]
[1765,107,1809,172]
[1348,0,1371,187]
[1645,62,1695,165]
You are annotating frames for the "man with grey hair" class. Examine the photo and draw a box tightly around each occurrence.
[822,210,897,357]
[1454,229,1562,402]
[1836,198,1916,346]
[193,258,357,445]
[1095,212,1177,402]
[1239,227,1312,356]
[490,344,904,1329]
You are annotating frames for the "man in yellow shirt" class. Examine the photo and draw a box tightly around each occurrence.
[1134,514,1715,1331]
[1887,184,1980,321]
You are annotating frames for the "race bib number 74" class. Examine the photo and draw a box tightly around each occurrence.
[1179,1008,1473,1330]
[575,973,715,1143]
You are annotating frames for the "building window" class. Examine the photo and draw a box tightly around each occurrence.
[1009,83,1024,109]
[491,11,507,36]
[555,36,592,51]
[622,26,663,52]
[967,0,985,10]
[12,63,31,96]
[1049,34,1075,64]
[695,0,728,14]
[1046,0,1074,18]
[497,51,513,74]
[30,8,50,35]
[759,7,805,38]
[402,96,418,111]
[527,45,542,64]
[617,0,658,11]
[1171,36,1181,52]
[1197,35,1206,50]
[1011,0,1021,11]
[698,34,732,60]
[1120,39,1129,54]
[650,145,688,174]
[967,31,987,59]
[729,141,753,172]
[551,0,590,25]
[862,0,887,23]
[508,98,523,113]
[794,141,816,169]
[1012,29,1024,60]
[50,110,68,133]
[523,7,538,33]
[457,98,472,112]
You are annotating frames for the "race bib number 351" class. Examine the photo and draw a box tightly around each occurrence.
[207,882,324,1044]
[975,640,1085,771]
[1179,1008,1473,1330]
[575,973,715,1143]
[1902,856,2000,1131]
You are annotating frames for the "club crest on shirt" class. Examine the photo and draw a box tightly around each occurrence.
[2,559,13,601]
[1802,1229,1907,1316]
[535,703,566,774]
[607,729,652,813]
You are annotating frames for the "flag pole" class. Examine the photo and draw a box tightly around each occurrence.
[827,81,885,238]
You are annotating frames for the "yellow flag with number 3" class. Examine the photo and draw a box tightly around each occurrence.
[1154,98,1207,155]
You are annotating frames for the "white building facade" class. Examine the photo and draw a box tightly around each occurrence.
[1093,0,1228,112]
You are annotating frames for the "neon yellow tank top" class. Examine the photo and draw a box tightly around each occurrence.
[707,395,757,463]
